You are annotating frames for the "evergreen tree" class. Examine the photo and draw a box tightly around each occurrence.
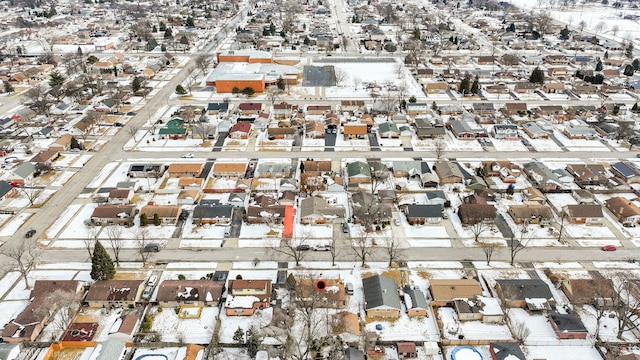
[152,25,158,32]
[624,64,635,76]
[185,16,195,27]
[153,213,160,226]
[3,82,14,93]
[458,73,471,95]
[409,95,417,103]
[604,50,609,59]
[91,241,115,281]
[180,35,189,45]
[595,59,603,71]
[632,103,639,113]
[231,87,240,94]
[470,75,480,95]
[633,59,640,71]
[48,70,66,87]
[242,87,255,96]
[529,66,545,84]
[159,21,167,31]
[232,327,245,345]
[175,85,188,95]
[140,213,148,226]
[131,77,141,93]
[164,28,173,39]
[626,42,634,58]
[77,46,83,56]
[431,101,438,111]
[277,77,286,91]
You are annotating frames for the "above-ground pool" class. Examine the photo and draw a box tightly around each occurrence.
[451,346,483,360]
[134,355,169,360]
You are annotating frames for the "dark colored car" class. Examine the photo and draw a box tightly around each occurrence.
[143,243,160,252]
[25,229,36,238]
[296,244,311,251]
[179,210,189,221]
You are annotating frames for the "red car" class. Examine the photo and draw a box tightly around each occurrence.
[601,245,617,251]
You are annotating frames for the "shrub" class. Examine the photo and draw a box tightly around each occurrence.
[157,307,163,313]
[178,274,186,280]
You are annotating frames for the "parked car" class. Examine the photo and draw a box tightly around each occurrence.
[296,244,311,251]
[25,229,36,238]
[147,275,158,286]
[345,282,354,295]
[601,245,617,251]
[394,218,401,226]
[142,285,154,300]
[182,153,194,158]
[342,222,349,233]
[114,122,124,127]
[179,210,189,221]
[313,244,332,251]
[143,243,160,252]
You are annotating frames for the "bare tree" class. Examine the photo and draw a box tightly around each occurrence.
[556,211,567,244]
[271,235,309,267]
[594,21,606,35]
[352,77,362,90]
[1,240,41,289]
[612,25,620,39]
[84,225,99,260]
[534,12,553,34]
[510,319,530,342]
[266,86,281,106]
[469,218,493,243]
[607,272,640,339]
[135,228,152,266]
[334,67,348,86]
[195,55,213,75]
[106,225,124,266]
[434,139,446,160]
[329,236,340,266]
[480,242,500,266]
[23,83,50,117]
[509,222,532,266]
[193,122,215,144]
[384,237,402,267]
[41,289,82,340]
[578,20,587,34]
[18,186,41,206]
[352,227,374,267]
[126,124,140,142]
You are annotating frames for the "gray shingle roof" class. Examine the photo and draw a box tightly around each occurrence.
[363,275,401,310]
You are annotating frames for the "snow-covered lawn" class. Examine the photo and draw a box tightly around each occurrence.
[151,306,218,343]
[218,308,273,343]
[365,312,440,342]
[438,307,512,341]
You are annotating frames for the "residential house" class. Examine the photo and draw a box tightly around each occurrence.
[434,161,464,184]
[109,314,139,341]
[343,124,368,140]
[32,126,55,139]
[229,122,252,139]
[507,204,553,225]
[167,163,204,178]
[572,189,597,204]
[346,161,372,184]
[30,150,59,165]
[406,103,429,115]
[378,122,399,138]
[458,203,496,225]
[522,122,549,139]
[543,82,565,93]
[563,204,604,225]
[178,177,204,189]
[206,102,230,116]
[306,105,332,115]
[448,119,486,139]
[1,280,82,343]
[403,286,429,317]
[238,102,263,115]
[429,279,483,306]
[48,134,73,151]
[405,204,444,224]
[549,313,588,339]
[158,118,188,139]
[305,121,325,138]
[489,343,526,360]
[90,205,137,226]
[414,117,446,139]
[85,280,146,307]
[523,162,565,191]
[341,100,365,113]
[351,191,392,223]
[247,195,286,224]
[514,81,537,94]
[425,81,448,94]
[363,275,401,318]
[108,189,133,205]
[494,279,555,310]
[225,279,272,316]
[523,187,547,204]
[211,162,247,178]
[256,162,291,178]
[155,280,224,307]
[611,162,640,182]
[501,103,527,116]
[397,342,417,359]
[453,296,504,323]
[492,124,519,140]
[561,278,615,306]
[605,197,640,224]
[299,196,345,224]
[192,203,234,225]
[565,164,608,187]
[127,164,164,178]
[140,205,181,224]
[267,127,296,139]
[0,180,17,201]
[271,102,296,119]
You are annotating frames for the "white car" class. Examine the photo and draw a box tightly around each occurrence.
[181,153,194,158]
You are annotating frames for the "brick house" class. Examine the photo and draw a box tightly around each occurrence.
[155,280,224,307]
[225,279,272,316]
[363,275,401,318]
[85,280,146,308]
[90,205,137,226]
[167,163,204,178]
